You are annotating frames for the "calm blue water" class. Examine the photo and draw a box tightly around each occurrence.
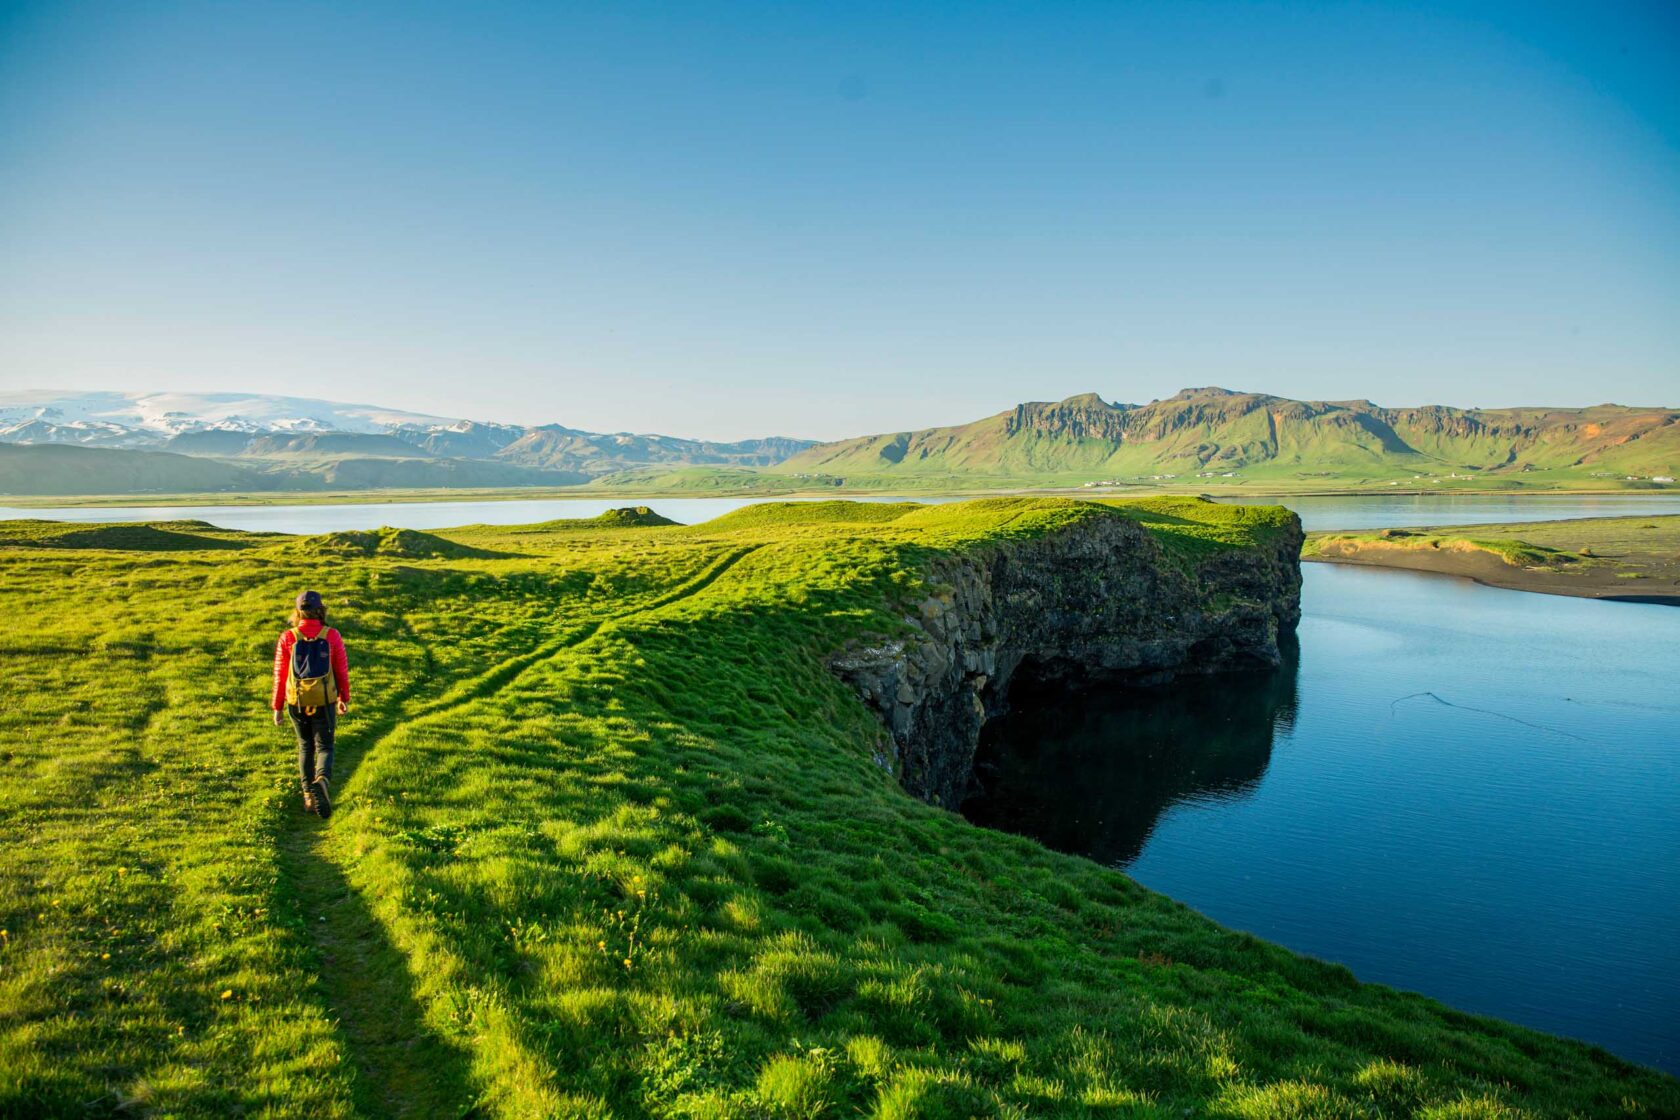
[0,494,955,533]
[4,491,1679,534]
[970,564,1680,1074]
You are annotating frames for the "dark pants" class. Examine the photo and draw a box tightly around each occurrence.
[288,705,335,786]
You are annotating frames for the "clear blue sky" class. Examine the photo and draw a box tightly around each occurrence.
[1,1,1675,440]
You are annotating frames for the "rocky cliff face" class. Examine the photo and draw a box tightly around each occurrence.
[830,514,1303,807]
[1004,395,1132,442]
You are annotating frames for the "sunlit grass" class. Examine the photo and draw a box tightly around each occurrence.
[2,498,1672,1117]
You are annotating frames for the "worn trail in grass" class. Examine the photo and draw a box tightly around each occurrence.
[273,543,767,1117]
[278,807,479,1117]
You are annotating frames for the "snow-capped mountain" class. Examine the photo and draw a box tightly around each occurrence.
[0,416,153,448]
[0,391,816,487]
[0,391,458,444]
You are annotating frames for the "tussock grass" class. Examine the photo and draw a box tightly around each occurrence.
[2,498,1672,1118]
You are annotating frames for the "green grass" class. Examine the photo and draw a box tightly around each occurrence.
[2,498,1673,1118]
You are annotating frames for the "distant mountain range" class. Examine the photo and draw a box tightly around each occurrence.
[1,387,1675,496]
[0,392,813,495]
[0,390,454,444]
[776,388,1680,485]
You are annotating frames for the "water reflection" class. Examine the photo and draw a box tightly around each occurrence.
[962,652,1300,867]
[956,567,1680,1073]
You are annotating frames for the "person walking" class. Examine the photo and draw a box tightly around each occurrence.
[272,590,350,818]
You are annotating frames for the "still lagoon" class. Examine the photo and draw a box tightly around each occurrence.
[5,490,1680,533]
[969,563,1679,1074]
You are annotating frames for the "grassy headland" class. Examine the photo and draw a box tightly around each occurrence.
[3,498,1674,1117]
[1306,515,1680,604]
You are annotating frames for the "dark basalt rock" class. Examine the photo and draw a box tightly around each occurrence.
[830,514,1303,808]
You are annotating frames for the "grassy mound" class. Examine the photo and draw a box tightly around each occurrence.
[540,506,683,530]
[2,499,1673,1118]
[299,526,508,559]
[475,506,684,535]
[592,505,680,528]
[0,518,255,551]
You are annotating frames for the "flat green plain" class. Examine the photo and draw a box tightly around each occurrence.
[3,499,1674,1118]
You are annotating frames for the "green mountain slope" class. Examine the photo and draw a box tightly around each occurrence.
[776,388,1680,486]
[0,443,284,496]
[294,456,588,489]
[0,443,590,496]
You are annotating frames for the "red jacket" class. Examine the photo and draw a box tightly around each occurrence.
[272,620,351,711]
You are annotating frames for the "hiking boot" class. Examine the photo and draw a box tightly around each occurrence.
[312,776,332,820]
[300,782,317,814]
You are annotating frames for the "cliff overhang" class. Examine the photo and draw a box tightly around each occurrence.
[830,510,1304,807]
